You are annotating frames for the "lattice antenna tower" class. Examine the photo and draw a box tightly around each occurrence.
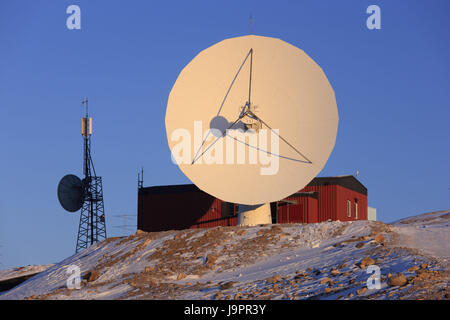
[75,98,107,252]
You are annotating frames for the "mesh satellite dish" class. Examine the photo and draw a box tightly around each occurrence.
[165,35,338,225]
[57,174,83,213]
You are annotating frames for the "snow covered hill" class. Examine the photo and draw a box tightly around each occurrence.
[0,264,54,283]
[1,210,448,300]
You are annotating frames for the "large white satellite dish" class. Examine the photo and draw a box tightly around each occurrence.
[165,35,338,210]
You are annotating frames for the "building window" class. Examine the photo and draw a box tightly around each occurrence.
[347,200,351,218]
[354,199,358,219]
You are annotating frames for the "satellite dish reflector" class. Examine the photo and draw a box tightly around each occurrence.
[57,174,83,212]
[165,35,339,205]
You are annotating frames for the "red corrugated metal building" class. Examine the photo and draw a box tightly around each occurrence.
[137,175,367,232]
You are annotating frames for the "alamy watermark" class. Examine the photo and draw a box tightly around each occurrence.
[66,5,81,30]
[170,120,280,175]
[66,264,81,289]
[366,5,381,30]
[366,264,381,290]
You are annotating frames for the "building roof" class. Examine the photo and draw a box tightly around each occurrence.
[140,175,367,197]
[140,183,201,195]
[289,191,319,199]
[306,175,367,195]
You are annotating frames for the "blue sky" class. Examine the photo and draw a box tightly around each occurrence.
[0,1,449,269]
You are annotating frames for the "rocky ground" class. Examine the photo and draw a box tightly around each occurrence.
[0,210,448,300]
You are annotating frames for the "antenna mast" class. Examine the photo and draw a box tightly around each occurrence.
[138,167,144,189]
[76,98,107,253]
[112,214,137,236]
